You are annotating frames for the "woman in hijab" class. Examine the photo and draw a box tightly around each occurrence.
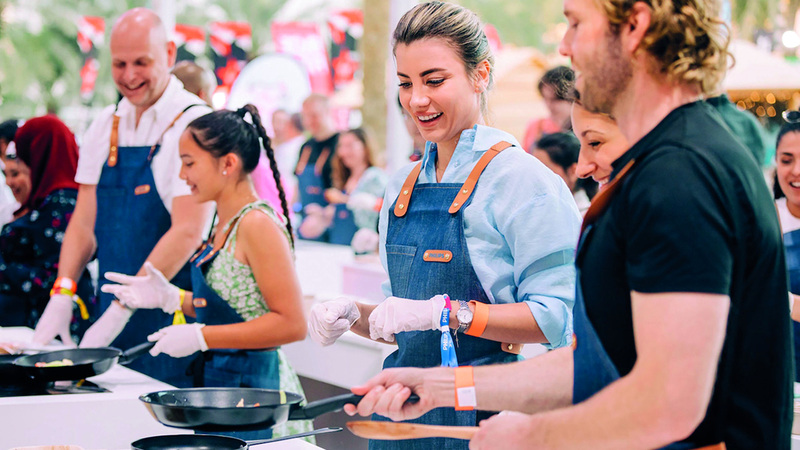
[0,116,92,329]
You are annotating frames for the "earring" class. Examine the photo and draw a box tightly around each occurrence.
[223,170,228,176]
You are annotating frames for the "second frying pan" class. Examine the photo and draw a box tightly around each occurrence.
[13,342,155,382]
[140,388,419,432]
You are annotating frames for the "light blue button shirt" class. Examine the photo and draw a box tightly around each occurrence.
[379,125,581,349]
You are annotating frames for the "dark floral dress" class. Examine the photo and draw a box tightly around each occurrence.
[0,188,94,330]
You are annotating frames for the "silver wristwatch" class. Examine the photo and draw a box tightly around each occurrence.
[456,300,474,334]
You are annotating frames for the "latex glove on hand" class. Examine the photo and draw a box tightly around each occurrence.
[32,293,76,347]
[347,192,381,211]
[308,297,361,346]
[148,323,208,358]
[79,302,133,348]
[101,261,180,313]
[351,228,379,254]
[369,295,447,342]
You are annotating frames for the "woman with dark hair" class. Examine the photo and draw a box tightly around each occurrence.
[300,128,387,250]
[522,66,575,151]
[532,132,597,214]
[772,119,800,380]
[88,105,313,441]
[0,116,93,328]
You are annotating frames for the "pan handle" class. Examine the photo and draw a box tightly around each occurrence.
[247,426,343,446]
[119,342,156,365]
[288,393,420,421]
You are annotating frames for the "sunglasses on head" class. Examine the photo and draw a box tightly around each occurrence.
[783,110,800,123]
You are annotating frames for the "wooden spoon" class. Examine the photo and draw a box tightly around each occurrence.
[347,421,478,440]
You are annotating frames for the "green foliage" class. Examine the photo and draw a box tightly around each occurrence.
[451,0,566,51]
[0,0,283,120]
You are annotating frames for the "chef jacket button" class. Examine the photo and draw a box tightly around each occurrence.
[399,204,405,209]
[462,189,468,194]
[453,202,459,207]
[403,190,408,195]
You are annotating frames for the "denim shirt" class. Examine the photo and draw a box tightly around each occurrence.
[379,125,581,348]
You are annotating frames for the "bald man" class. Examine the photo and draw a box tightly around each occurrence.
[172,60,216,107]
[33,8,213,387]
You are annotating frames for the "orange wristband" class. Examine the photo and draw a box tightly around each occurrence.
[464,301,488,337]
[454,366,476,411]
[51,276,77,296]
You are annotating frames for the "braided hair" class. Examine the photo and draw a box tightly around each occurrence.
[186,104,294,246]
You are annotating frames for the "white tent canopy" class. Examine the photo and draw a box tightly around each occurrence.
[723,39,800,93]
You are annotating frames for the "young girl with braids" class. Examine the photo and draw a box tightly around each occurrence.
[94,104,314,441]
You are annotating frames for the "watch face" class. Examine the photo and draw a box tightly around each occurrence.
[457,308,473,324]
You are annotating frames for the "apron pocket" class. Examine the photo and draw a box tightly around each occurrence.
[386,244,416,298]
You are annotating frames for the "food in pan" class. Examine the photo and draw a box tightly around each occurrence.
[235,398,260,407]
[34,358,74,367]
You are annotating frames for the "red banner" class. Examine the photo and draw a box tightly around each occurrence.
[174,24,206,61]
[328,9,363,90]
[77,16,104,100]
[271,22,333,95]
[209,22,252,90]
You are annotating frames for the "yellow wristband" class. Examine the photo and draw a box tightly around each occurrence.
[173,289,187,325]
[51,287,89,320]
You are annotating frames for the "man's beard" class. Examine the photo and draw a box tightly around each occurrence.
[580,30,633,115]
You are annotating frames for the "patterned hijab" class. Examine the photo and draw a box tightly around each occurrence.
[13,115,79,210]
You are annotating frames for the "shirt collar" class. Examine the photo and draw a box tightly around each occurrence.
[115,75,183,120]
[610,100,705,179]
[420,124,520,171]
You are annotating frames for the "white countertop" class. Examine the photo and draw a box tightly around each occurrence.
[0,327,323,450]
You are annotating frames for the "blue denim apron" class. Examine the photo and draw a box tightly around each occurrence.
[783,228,800,382]
[295,145,329,242]
[573,160,713,450]
[328,203,358,245]
[372,141,518,450]
[94,106,197,387]
[189,218,281,440]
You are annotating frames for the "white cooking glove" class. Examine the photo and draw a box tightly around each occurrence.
[369,295,447,342]
[347,192,380,211]
[148,323,208,358]
[351,228,379,253]
[101,261,181,313]
[32,293,76,347]
[308,297,361,346]
[79,302,133,348]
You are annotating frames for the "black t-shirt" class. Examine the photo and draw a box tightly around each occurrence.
[295,133,338,192]
[577,101,792,449]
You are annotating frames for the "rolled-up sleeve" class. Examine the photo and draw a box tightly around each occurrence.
[473,150,581,349]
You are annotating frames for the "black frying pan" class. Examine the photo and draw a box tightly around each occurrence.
[13,341,155,382]
[131,427,342,450]
[140,388,419,432]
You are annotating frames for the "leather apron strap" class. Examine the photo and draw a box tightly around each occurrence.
[394,140,513,218]
[108,104,202,167]
[449,140,513,214]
